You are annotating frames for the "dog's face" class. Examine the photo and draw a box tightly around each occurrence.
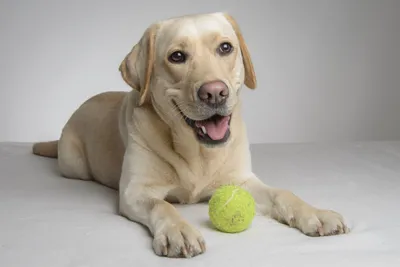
[120,13,256,146]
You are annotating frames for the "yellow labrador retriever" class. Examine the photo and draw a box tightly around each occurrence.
[32,12,349,258]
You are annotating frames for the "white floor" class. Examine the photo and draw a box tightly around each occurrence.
[1,141,400,266]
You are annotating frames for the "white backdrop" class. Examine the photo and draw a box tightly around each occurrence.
[1,0,399,144]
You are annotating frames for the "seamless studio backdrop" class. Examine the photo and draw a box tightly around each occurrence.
[1,0,399,144]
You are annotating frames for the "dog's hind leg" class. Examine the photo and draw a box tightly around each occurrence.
[58,127,91,181]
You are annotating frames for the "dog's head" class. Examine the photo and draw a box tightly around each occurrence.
[119,12,257,146]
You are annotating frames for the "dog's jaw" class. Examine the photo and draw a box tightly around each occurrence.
[172,100,232,146]
[188,114,232,146]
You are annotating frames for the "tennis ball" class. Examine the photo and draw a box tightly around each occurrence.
[208,185,256,233]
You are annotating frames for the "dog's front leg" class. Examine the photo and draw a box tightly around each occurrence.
[118,146,206,258]
[240,176,349,236]
[120,194,206,258]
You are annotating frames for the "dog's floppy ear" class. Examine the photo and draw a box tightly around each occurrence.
[119,25,158,105]
[223,14,257,89]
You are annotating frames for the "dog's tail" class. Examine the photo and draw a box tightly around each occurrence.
[32,140,59,158]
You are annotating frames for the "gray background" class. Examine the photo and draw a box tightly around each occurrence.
[1,0,399,144]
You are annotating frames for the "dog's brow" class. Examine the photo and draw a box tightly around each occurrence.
[201,32,223,44]
[167,36,191,51]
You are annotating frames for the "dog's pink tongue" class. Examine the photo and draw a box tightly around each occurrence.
[197,116,230,140]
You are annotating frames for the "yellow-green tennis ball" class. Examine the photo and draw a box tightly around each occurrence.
[208,185,256,233]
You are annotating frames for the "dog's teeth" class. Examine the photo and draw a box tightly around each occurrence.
[201,126,207,134]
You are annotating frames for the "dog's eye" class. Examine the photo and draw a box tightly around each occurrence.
[217,42,233,55]
[168,51,186,63]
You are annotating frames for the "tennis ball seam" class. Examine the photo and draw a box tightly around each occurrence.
[209,187,239,217]
[220,188,239,209]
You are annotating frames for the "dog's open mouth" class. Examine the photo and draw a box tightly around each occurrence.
[186,114,231,144]
[174,102,231,145]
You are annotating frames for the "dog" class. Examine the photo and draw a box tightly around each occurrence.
[32,12,349,258]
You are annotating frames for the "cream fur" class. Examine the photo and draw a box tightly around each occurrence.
[32,12,349,258]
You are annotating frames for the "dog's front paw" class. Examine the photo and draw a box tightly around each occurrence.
[152,221,206,258]
[295,208,350,237]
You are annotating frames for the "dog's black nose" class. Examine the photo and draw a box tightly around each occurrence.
[197,81,229,106]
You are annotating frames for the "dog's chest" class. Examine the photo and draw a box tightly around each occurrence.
[166,146,244,204]
[167,183,218,204]
[166,187,206,204]
[168,169,233,204]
